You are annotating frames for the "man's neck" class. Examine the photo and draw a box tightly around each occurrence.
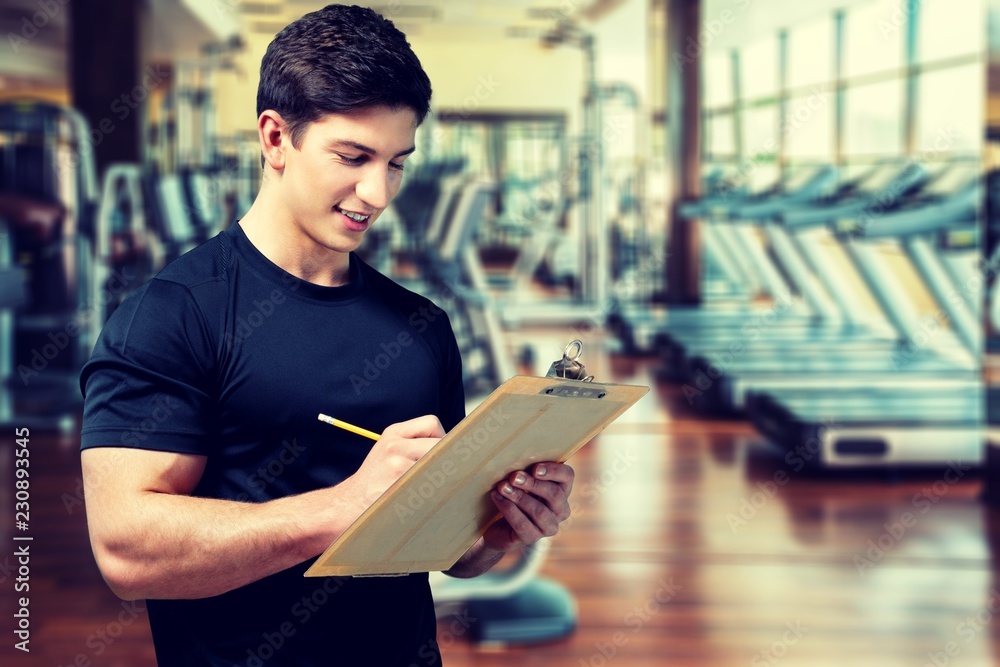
[238,191,352,288]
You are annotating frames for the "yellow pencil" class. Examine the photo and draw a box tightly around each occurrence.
[317,413,380,441]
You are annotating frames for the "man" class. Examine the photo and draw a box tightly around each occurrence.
[79,5,574,666]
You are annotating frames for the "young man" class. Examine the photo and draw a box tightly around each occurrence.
[79,5,574,666]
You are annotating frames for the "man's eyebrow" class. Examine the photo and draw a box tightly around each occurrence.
[330,140,416,158]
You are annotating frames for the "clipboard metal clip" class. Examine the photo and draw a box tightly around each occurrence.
[545,340,594,382]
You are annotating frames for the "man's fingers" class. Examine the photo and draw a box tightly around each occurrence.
[530,462,574,492]
[495,480,562,536]
[381,415,446,439]
[388,436,441,462]
[506,472,571,523]
[490,491,546,543]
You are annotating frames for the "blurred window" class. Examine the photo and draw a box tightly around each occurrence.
[741,38,779,101]
[784,89,834,160]
[706,113,736,159]
[788,16,833,89]
[704,51,733,109]
[916,63,983,154]
[844,0,904,78]
[918,0,983,63]
[843,79,903,156]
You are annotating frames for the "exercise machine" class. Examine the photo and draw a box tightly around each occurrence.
[0,100,99,432]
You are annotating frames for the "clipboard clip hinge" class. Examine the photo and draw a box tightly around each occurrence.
[545,339,594,382]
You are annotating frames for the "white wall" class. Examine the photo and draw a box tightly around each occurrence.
[411,37,585,132]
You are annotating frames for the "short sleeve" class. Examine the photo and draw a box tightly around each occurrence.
[79,278,216,454]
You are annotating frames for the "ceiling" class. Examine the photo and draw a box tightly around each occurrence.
[237,0,626,42]
[0,0,624,87]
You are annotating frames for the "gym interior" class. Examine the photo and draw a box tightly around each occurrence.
[0,0,996,664]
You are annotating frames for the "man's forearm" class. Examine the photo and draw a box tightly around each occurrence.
[93,479,366,600]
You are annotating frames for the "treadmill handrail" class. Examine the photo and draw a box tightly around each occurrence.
[779,162,930,229]
[836,179,979,240]
[725,165,840,221]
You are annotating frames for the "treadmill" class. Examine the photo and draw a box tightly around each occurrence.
[683,163,981,413]
[741,179,983,466]
[607,166,758,353]
[652,163,929,379]
[612,165,838,357]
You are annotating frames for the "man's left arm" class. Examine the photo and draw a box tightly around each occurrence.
[444,462,574,578]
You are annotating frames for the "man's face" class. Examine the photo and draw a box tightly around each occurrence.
[279,106,417,254]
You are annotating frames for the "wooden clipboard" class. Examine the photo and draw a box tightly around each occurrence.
[304,375,648,577]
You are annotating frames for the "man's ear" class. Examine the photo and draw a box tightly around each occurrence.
[257,110,287,172]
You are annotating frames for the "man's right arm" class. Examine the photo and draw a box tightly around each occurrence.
[83,416,445,601]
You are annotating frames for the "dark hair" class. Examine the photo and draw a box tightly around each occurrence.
[256,4,432,147]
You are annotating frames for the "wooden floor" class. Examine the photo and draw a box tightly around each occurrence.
[3,329,999,666]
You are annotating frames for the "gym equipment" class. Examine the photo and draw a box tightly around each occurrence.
[390,157,467,258]
[613,164,846,361]
[736,172,982,466]
[607,165,826,355]
[143,168,218,264]
[425,178,516,398]
[90,163,162,342]
[0,100,99,432]
[660,166,978,404]
[656,162,944,385]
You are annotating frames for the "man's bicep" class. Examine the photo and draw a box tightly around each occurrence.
[82,447,207,501]
[81,447,208,598]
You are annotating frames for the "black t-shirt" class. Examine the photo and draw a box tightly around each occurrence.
[80,222,465,667]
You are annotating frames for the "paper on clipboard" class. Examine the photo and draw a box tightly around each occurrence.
[304,374,648,577]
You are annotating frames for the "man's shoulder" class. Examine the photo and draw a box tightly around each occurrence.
[154,230,233,292]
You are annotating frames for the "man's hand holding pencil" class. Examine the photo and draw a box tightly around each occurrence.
[319,413,574,573]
